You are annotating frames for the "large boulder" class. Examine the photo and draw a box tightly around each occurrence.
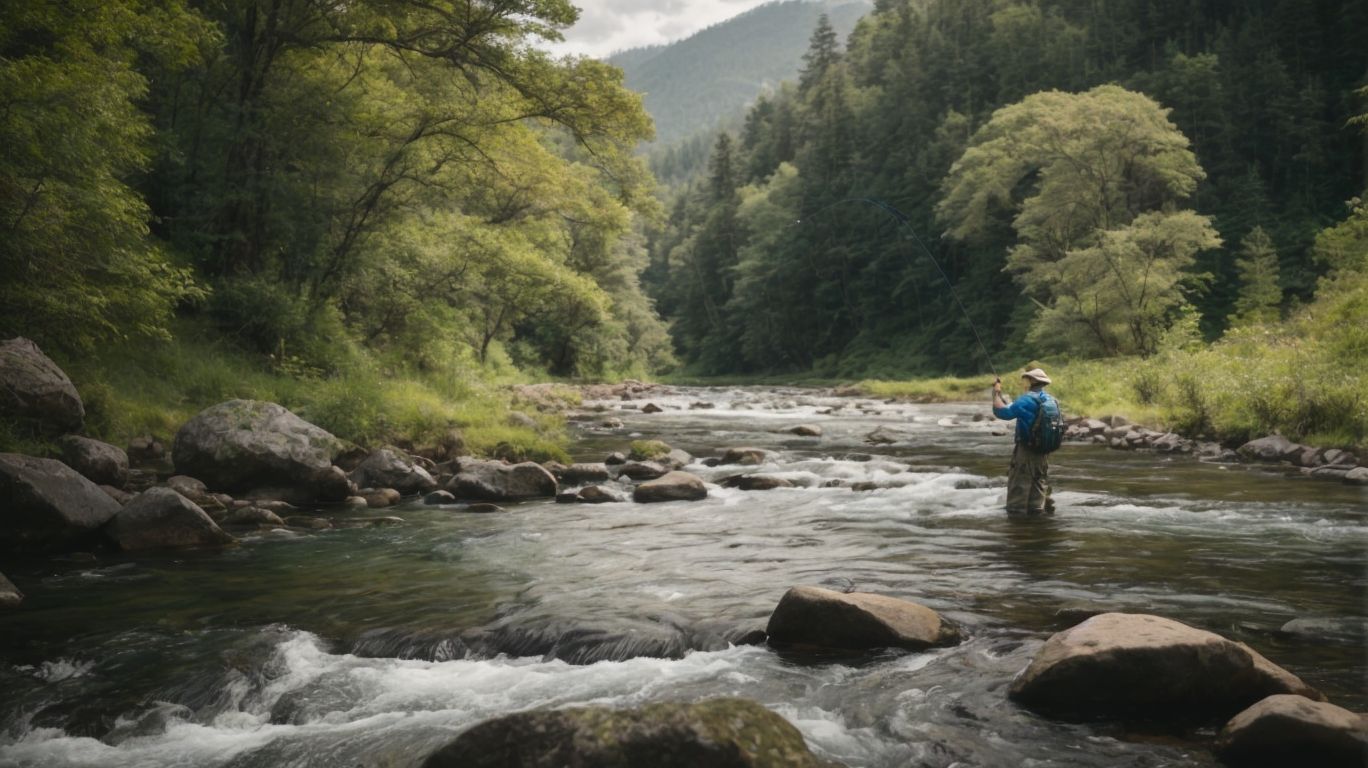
[1238,435,1302,463]
[560,463,611,485]
[57,435,129,488]
[349,448,437,495]
[1008,613,1323,720]
[0,572,21,609]
[0,453,120,552]
[0,337,84,434]
[1344,467,1368,486]
[448,459,557,501]
[633,471,708,503]
[1217,694,1368,767]
[172,400,346,501]
[421,698,838,768]
[766,586,960,652]
[105,487,234,551]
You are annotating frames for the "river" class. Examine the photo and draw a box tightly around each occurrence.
[2,386,1365,767]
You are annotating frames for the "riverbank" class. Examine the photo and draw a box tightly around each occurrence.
[0,323,569,463]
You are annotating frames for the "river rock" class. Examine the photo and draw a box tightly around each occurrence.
[448,460,557,501]
[719,474,794,491]
[604,451,627,465]
[618,460,668,481]
[220,506,286,528]
[1344,467,1368,486]
[423,490,456,505]
[576,485,625,504]
[0,572,21,609]
[1238,435,1302,463]
[106,487,234,551]
[164,475,211,504]
[641,402,664,414]
[362,488,401,508]
[664,448,694,469]
[766,585,960,652]
[55,435,129,488]
[1217,694,1368,768]
[1007,613,1323,719]
[0,337,84,434]
[0,453,121,552]
[560,463,610,485]
[284,515,332,530]
[633,471,708,503]
[172,400,346,501]
[720,447,767,466]
[420,698,836,768]
[342,495,368,508]
[789,425,823,437]
[126,435,166,465]
[1277,617,1368,646]
[349,448,437,495]
[463,503,505,513]
[99,484,134,505]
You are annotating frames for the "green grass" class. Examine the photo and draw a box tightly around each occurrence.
[17,320,570,463]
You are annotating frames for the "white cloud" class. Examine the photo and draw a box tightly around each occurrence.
[544,0,780,59]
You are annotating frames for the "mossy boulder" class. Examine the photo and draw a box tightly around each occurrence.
[172,400,347,501]
[421,698,840,768]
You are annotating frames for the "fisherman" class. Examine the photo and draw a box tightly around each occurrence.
[991,368,1058,515]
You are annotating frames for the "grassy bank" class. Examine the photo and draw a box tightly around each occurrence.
[3,322,570,463]
[860,331,1367,452]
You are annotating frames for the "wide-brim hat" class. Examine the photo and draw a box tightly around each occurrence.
[1022,368,1051,385]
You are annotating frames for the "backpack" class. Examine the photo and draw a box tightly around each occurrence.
[1026,392,1065,453]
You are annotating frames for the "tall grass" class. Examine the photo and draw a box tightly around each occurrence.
[25,321,570,462]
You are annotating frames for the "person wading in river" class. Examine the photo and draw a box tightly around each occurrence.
[992,368,1059,515]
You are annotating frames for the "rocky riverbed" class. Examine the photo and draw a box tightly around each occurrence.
[2,375,1366,767]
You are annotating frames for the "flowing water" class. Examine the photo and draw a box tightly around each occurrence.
[2,387,1365,767]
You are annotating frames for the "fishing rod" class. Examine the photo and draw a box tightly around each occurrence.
[794,197,1000,380]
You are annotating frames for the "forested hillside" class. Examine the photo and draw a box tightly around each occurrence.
[611,0,870,148]
[645,0,1367,380]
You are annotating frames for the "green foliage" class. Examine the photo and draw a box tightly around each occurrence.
[0,0,205,349]
[628,440,673,461]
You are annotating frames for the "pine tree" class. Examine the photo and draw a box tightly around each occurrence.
[799,14,841,94]
[1228,226,1282,328]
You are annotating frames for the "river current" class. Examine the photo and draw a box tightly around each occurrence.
[2,387,1365,767]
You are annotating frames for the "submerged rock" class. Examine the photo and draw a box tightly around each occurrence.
[349,448,437,495]
[362,488,401,508]
[719,474,794,491]
[633,471,708,503]
[220,506,286,528]
[464,503,505,514]
[641,402,664,413]
[789,424,823,437]
[105,488,234,551]
[421,698,839,768]
[172,400,346,501]
[57,435,129,488]
[423,490,456,505]
[448,459,557,501]
[1218,694,1368,768]
[0,337,84,434]
[1008,613,1323,720]
[766,585,960,652]
[0,572,22,609]
[0,453,121,552]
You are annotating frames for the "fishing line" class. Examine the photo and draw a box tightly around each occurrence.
[794,197,999,378]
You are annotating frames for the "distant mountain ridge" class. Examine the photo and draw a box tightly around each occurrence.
[609,0,871,146]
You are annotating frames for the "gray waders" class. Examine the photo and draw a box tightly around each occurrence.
[1007,442,1053,515]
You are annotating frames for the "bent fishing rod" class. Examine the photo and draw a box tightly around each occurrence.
[794,197,1000,381]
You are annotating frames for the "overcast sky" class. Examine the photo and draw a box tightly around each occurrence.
[543,0,779,59]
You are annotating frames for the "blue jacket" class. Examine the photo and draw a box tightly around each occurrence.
[994,390,1053,444]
